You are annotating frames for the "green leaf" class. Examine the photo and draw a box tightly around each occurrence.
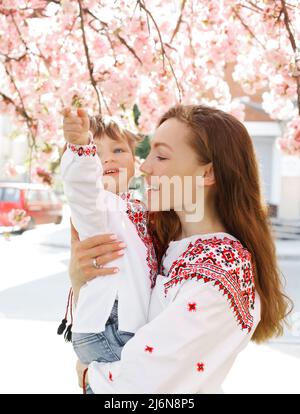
[133,103,141,126]
[135,135,150,159]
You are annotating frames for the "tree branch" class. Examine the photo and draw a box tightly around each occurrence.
[232,7,265,49]
[86,10,143,65]
[170,0,187,43]
[280,0,300,115]
[0,91,31,120]
[245,1,264,12]
[280,0,297,51]
[0,51,27,62]
[137,0,182,102]
[78,0,102,114]
[3,64,36,134]
[116,32,143,65]
[137,0,166,69]
[10,13,29,52]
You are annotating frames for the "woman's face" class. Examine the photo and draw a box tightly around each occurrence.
[140,118,206,212]
[96,134,135,194]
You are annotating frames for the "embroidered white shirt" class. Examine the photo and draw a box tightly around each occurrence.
[60,143,156,334]
[88,233,261,394]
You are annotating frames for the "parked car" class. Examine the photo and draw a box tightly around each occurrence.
[0,182,63,232]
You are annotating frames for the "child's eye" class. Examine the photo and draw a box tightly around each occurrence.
[114,148,125,154]
[156,156,167,161]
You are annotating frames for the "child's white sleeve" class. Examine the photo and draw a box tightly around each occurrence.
[60,142,109,240]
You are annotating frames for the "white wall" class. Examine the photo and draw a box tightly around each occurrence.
[245,122,282,205]
[0,115,28,181]
[279,156,300,220]
[245,121,300,220]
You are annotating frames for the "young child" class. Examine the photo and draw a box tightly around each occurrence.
[59,108,158,393]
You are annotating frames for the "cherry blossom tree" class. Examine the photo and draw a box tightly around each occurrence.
[0,0,300,184]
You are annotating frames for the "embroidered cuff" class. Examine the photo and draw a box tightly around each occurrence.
[68,132,97,157]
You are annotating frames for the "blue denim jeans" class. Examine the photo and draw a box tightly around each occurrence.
[72,299,134,394]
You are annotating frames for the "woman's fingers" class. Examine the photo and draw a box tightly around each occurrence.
[83,240,126,260]
[81,233,119,249]
[81,250,124,280]
[93,249,125,267]
[71,233,125,283]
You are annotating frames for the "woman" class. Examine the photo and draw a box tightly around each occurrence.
[72,104,291,393]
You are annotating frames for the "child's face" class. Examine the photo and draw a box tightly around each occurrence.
[96,134,135,194]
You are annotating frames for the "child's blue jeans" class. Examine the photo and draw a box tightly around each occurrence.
[72,299,134,394]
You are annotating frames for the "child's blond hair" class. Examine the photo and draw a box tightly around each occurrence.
[89,115,142,156]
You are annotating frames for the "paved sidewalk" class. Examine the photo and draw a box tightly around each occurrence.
[222,341,300,394]
[0,319,79,394]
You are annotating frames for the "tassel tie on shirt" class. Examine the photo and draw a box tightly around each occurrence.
[57,287,73,342]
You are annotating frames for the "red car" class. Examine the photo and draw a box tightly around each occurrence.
[0,182,63,232]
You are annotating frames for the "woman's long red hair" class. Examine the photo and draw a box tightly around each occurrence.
[150,104,293,344]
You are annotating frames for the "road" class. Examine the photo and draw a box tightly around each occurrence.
[0,214,299,394]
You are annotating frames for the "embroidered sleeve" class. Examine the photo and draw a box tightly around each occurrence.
[67,133,97,158]
[88,277,259,394]
[165,237,256,332]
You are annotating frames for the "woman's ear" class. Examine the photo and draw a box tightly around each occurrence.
[202,162,215,186]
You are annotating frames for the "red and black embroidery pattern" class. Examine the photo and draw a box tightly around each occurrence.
[188,302,197,312]
[68,142,97,157]
[164,236,255,332]
[196,362,205,372]
[120,192,158,289]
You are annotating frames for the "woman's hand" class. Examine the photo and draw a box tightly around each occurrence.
[76,360,88,389]
[69,221,126,302]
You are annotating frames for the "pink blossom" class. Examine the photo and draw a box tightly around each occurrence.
[61,0,77,15]
[0,0,299,164]
[4,160,18,177]
[278,116,300,156]
[8,209,31,228]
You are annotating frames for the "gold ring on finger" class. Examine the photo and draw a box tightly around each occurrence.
[92,257,103,269]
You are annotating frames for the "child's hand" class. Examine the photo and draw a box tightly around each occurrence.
[62,107,90,146]
[76,359,89,389]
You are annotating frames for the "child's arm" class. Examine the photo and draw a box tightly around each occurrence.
[60,107,109,240]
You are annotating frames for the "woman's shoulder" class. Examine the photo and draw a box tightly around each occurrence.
[185,234,252,267]
[165,234,256,332]
[168,234,252,273]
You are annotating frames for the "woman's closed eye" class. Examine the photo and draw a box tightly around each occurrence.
[156,156,167,161]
